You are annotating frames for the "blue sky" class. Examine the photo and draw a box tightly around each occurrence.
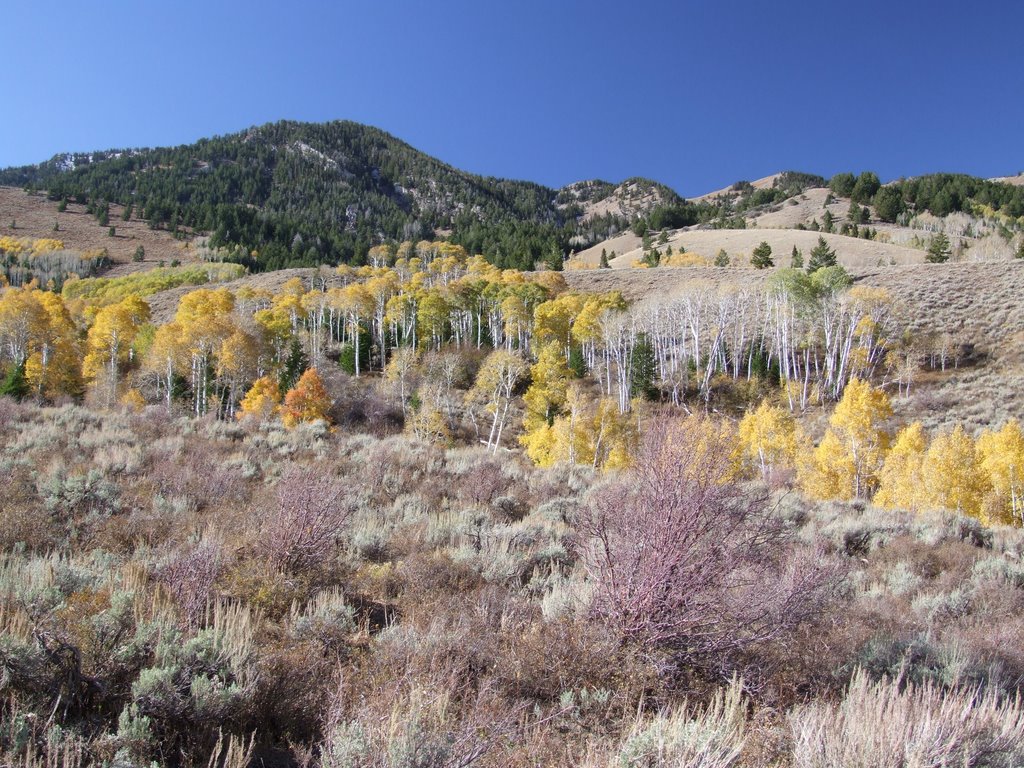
[2,0,1022,196]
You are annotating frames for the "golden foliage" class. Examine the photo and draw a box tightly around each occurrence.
[801,379,891,500]
[737,400,800,482]
[875,422,928,512]
[238,376,282,422]
[281,368,332,428]
[923,425,989,518]
[977,419,1024,525]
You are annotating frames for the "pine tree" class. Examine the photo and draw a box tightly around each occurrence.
[279,338,308,393]
[714,248,730,267]
[926,233,951,263]
[822,210,835,233]
[807,236,837,273]
[750,241,774,269]
[790,245,803,269]
[545,243,564,271]
[599,248,610,269]
[847,201,861,224]
[0,362,28,400]
[630,332,658,399]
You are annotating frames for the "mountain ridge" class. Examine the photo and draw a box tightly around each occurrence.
[0,120,686,271]
[2,120,1022,273]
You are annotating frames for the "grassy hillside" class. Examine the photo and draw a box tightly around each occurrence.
[0,187,200,275]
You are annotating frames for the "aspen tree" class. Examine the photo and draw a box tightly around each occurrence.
[281,368,332,428]
[238,375,282,422]
[802,378,891,500]
[977,419,1024,525]
[737,400,800,482]
[875,421,928,511]
[924,425,989,518]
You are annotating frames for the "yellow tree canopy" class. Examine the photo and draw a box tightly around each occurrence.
[803,378,891,500]
[977,419,1024,525]
[238,375,282,422]
[281,368,332,428]
[521,342,571,436]
[875,421,928,512]
[82,294,151,383]
[923,425,989,518]
[737,400,800,482]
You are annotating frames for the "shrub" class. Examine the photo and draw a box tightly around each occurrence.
[613,677,747,768]
[261,466,354,574]
[577,416,841,677]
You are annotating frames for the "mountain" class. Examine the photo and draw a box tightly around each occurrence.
[0,121,690,271]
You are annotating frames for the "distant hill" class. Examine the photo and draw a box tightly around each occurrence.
[4,122,1023,273]
[0,121,686,272]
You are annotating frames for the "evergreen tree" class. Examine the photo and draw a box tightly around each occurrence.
[829,172,856,197]
[568,345,588,378]
[791,245,803,269]
[851,171,881,203]
[545,243,564,271]
[630,333,658,400]
[926,233,951,263]
[822,210,835,233]
[750,241,774,269]
[873,186,905,223]
[0,362,29,400]
[807,236,837,273]
[714,248,730,267]
[279,338,308,393]
[599,248,610,269]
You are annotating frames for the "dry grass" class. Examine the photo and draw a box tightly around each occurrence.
[0,186,199,273]
[790,670,1024,768]
[572,227,925,270]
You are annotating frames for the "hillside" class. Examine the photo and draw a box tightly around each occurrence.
[0,186,200,275]
[0,122,679,273]
[5,122,1022,279]
[571,227,927,270]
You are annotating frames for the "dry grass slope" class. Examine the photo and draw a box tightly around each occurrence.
[0,186,201,274]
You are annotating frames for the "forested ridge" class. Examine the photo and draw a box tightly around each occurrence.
[0,121,688,272]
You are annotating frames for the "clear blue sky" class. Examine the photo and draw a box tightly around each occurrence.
[2,0,1022,196]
